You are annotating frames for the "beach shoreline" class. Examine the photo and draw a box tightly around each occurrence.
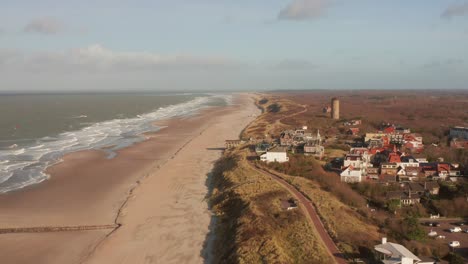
[0,93,258,264]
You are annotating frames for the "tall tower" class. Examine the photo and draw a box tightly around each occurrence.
[331,97,340,120]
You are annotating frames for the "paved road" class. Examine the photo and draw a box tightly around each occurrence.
[249,162,348,264]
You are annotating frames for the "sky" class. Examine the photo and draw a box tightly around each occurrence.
[1,0,468,91]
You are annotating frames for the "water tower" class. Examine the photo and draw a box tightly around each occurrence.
[331,97,340,120]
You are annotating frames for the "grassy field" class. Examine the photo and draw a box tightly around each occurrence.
[208,148,333,264]
[259,161,381,258]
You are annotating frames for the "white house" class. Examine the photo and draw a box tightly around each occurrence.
[374,238,435,264]
[340,167,363,183]
[260,146,289,163]
[343,153,371,169]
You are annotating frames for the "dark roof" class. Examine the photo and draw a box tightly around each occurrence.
[408,183,425,192]
[386,191,421,200]
[425,181,440,190]
[269,146,288,153]
[400,156,416,162]
[380,174,397,182]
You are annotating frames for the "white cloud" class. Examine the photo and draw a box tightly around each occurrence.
[0,44,242,73]
[24,17,64,34]
[441,2,468,19]
[278,0,330,21]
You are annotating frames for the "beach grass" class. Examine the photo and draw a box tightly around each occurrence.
[209,148,332,264]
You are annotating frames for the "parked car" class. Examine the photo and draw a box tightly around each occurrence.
[465,229,468,233]
[456,222,466,226]
[428,230,437,237]
[436,235,445,239]
[450,227,462,233]
[431,222,440,227]
[449,241,460,247]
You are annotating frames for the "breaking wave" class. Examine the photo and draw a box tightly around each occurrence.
[0,94,231,193]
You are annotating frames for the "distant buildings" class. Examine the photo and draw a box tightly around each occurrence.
[449,126,468,149]
[449,126,468,140]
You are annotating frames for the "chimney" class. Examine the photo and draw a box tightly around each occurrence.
[382,237,387,244]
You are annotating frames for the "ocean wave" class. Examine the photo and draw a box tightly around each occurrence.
[0,94,231,193]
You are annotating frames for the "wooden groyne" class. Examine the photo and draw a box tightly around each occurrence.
[0,224,118,234]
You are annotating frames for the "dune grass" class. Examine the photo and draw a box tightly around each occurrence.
[209,149,333,264]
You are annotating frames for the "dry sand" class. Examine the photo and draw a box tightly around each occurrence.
[0,94,258,264]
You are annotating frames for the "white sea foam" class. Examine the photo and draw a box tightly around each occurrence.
[0,94,232,193]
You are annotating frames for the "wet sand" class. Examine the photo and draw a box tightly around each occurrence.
[0,94,258,264]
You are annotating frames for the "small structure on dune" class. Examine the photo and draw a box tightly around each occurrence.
[280,198,298,211]
[374,237,436,264]
[225,140,245,149]
[260,146,289,163]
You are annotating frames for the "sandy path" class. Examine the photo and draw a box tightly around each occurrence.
[84,94,258,264]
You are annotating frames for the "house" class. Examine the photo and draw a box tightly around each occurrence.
[450,138,468,149]
[343,154,369,169]
[388,152,401,163]
[260,146,289,163]
[395,127,411,134]
[399,156,419,169]
[365,133,387,142]
[367,167,380,179]
[449,164,461,177]
[347,127,360,136]
[381,163,398,175]
[383,126,396,134]
[386,191,420,205]
[340,166,363,183]
[280,131,294,146]
[344,119,362,126]
[225,140,244,149]
[374,237,434,264]
[368,139,385,149]
[404,167,419,177]
[408,183,425,195]
[390,134,404,144]
[304,142,324,158]
[449,126,468,140]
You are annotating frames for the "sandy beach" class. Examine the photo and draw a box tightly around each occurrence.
[0,94,258,264]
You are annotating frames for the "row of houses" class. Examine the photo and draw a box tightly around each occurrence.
[364,131,424,153]
[340,146,462,183]
[252,127,327,163]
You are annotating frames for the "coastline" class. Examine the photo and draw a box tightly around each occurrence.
[0,93,258,264]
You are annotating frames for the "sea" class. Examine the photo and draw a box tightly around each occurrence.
[0,92,231,193]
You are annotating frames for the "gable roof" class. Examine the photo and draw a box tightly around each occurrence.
[408,183,425,192]
[375,242,421,262]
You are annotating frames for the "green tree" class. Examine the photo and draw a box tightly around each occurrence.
[387,199,400,212]
[404,216,425,241]
[448,253,464,264]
